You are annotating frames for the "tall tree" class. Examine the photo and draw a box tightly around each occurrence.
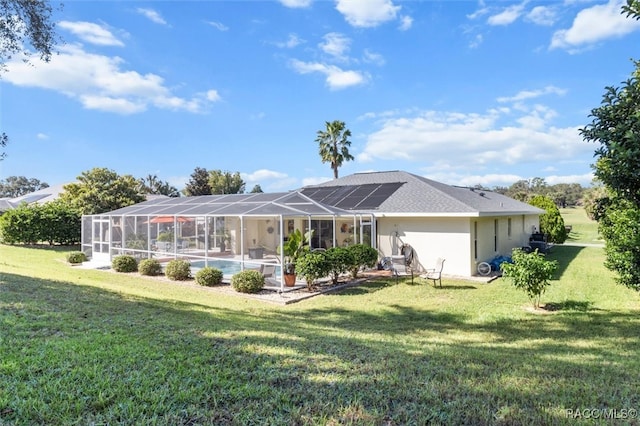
[183,167,212,196]
[315,120,354,179]
[1,0,61,158]
[60,168,145,215]
[208,170,245,194]
[138,174,179,197]
[622,0,640,19]
[0,176,48,197]
[579,6,640,289]
[250,184,263,193]
[528,195,568,244]
[0,0,59,69]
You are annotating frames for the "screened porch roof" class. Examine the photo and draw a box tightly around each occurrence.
[102,191,355,217]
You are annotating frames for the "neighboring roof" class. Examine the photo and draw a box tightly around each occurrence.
[102,191,353,217]
[0,198,15,213]
[0,183,68,212]
[301,170,544,217]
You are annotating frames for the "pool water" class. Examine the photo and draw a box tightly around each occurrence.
[190,259,280,277]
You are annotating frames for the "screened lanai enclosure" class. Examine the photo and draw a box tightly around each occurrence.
[81,192,375,288]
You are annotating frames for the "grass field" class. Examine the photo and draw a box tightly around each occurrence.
[1,244,639,425]
[560,207,602,245]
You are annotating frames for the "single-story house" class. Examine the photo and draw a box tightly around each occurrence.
[0,183,68,214]
[302,170,543,277]
[80,170,542,284]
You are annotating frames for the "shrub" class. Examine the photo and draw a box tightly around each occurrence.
[66,251,87,264]
[528,195,568,244]
[231,270,264,293]
[324,247,352,285]
[345,244,379,278]
[195,266,223,286]
[165,259,191,281]
[112,255,138,273]
[501,249,558,309]
[138,258,162,276]
[296,251,329,291]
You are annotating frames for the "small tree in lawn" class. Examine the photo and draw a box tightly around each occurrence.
[501,249,558,309]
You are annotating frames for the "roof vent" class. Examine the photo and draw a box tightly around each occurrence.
[479,192,485,197]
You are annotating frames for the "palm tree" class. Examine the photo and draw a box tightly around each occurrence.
[315,120,354,179]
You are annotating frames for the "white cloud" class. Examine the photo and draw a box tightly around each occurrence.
[469,33,483,49]
[137,8,168,25]
[357,108,587,172]
[58,21,124,46]
[319,33,351,60]
[242,169,288,182]
[550,0,640,50]
[36,133,49,140]
[525,6,557,26]
[302,176,332,186]
[274,33,304,48]
[545,172,594,185]
[279,0,312,8]
[289,59,368,90]
[206,21,229,31]
[398,15,413,31]
[497,86,567,103]
[335,0,402,28]
[3,44,220,115]
[467,1,489,20]
[205,90,221,102]
[362,49,385,66]
[487,2,526,26]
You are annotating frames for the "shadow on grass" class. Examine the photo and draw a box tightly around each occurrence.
[547,245,584,278]
[542,300,593,312]
[1,269,639,425]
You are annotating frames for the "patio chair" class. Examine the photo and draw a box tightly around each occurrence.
[391,255,413,283]
[421,258,445,287]
[260,264,276,279]
[156,241,171,252]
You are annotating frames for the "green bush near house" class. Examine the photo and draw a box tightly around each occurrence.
[195,267,223,286]
[345,244,379,278]
[65,251,87,264]
[138,258,162,276]
[112,255,138,273]
[231,269,264,293]
[165,259,191,281]
[296,251,330,291]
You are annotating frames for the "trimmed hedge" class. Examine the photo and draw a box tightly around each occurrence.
[0,200,80,245]
[66,251,87,264]
[165,259,191,281]
[112,255,138,273]
[138,259,162,276]
[231,270,264,293]
[195,267,223,286]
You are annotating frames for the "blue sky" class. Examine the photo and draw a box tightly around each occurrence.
[2,0,640,192]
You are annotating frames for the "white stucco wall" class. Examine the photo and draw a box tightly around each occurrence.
[376,216,472,277]
[376,214,540,277]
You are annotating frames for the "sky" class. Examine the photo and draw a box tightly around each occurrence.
[2,0,640,193]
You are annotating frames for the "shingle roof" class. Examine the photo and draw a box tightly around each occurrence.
[302,170,543,216]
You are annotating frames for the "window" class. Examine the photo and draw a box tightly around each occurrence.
[494,219,498,252]
[474,221,478,259]
[508,218,512,239]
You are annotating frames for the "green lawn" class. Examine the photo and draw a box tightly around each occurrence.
[560,207,602,245]
[1,244,639,425]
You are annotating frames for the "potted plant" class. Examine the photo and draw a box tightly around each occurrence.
[282,229,313,286]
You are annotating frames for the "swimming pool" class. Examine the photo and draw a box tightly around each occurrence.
[190,259,281,277]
